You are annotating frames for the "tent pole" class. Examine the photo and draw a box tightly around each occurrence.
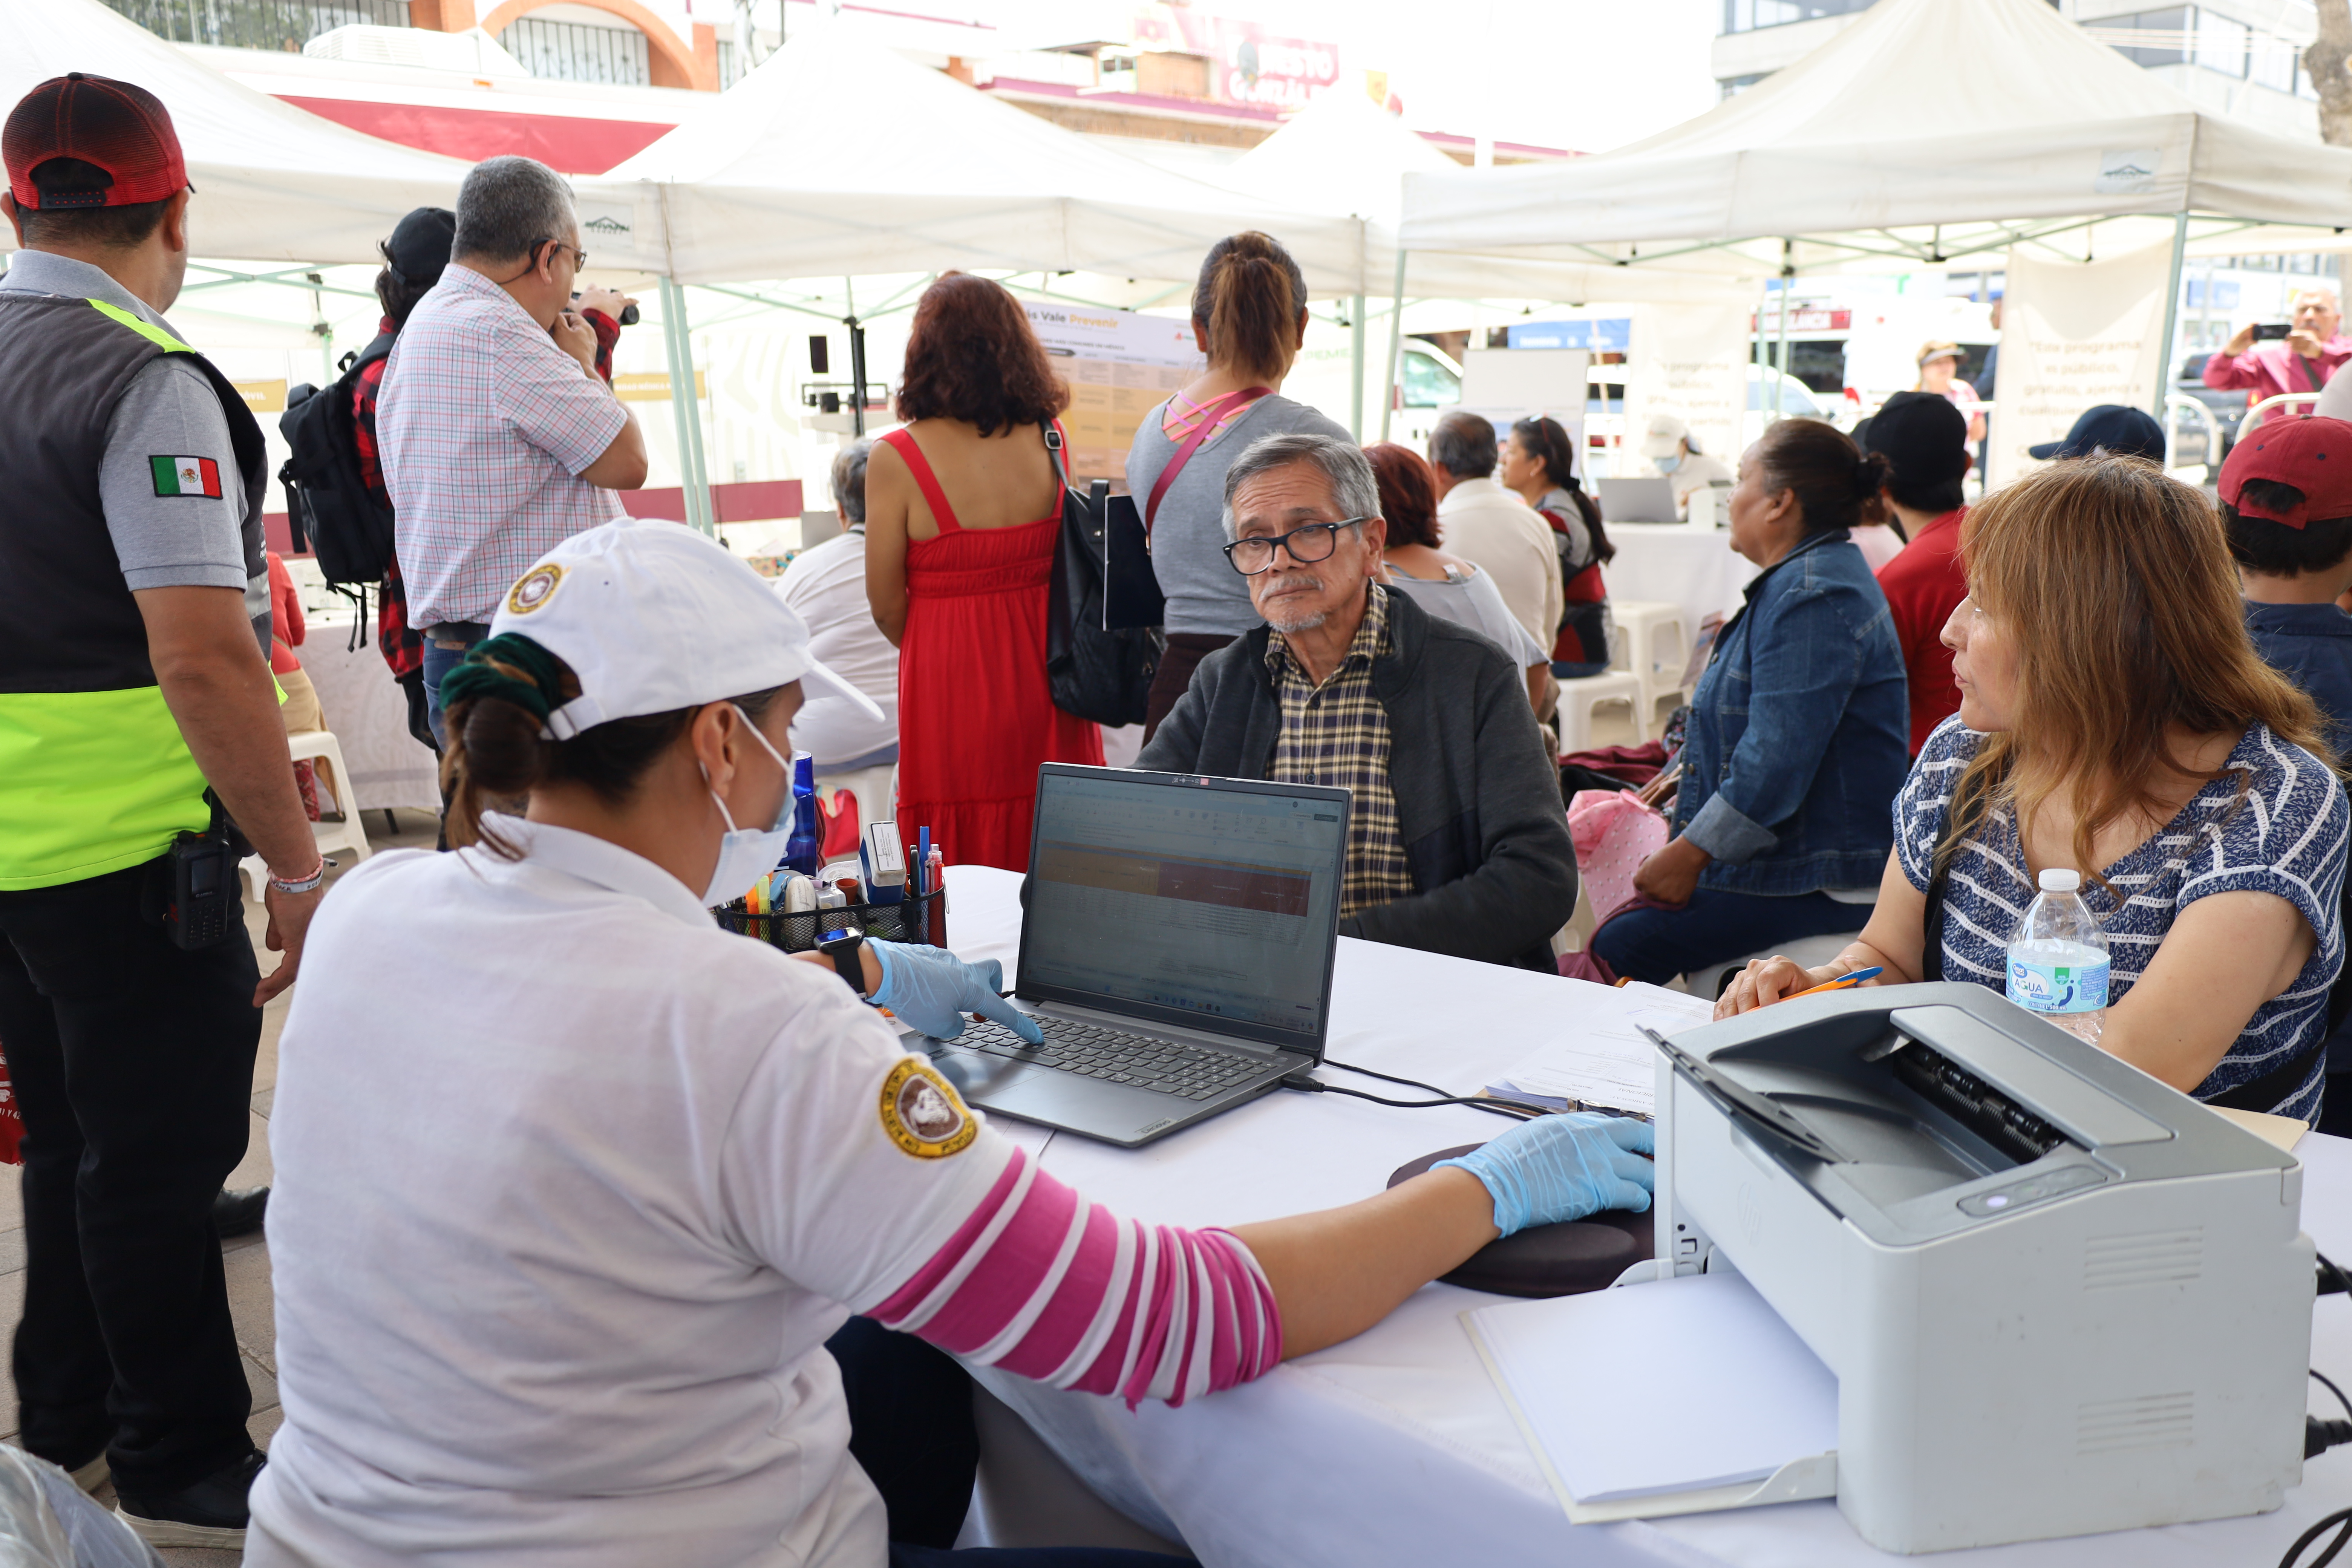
[659,276,714,536]
[1775,239,1794,422]
[1349,291,1367,442]
[1379,250,1407,444]
[2152,210,2188,423]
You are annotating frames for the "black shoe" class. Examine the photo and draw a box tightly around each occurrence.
[115,1450,264,1550]
[213,1185,269,1239]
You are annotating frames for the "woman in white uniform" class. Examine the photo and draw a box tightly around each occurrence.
[246,518,1654,1567]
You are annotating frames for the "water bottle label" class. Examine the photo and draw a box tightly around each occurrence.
[2007,957,2108,1014]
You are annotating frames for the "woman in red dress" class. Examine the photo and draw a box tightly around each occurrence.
[865,273,1103,873]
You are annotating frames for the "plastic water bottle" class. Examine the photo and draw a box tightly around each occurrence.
[2006,868,2109,1043]
[782,752,822,877]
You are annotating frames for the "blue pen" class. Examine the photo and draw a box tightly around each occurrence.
[917,827,931,895]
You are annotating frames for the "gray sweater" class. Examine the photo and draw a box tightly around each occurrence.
[1125,392,1353,636]
[1138,587,1577,972]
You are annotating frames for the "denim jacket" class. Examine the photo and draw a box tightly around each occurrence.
[1675,528,1910,895]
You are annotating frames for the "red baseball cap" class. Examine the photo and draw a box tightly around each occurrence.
[2219,415,2352,530]
[4,74,186,210]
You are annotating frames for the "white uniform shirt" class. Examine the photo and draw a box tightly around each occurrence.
[1432,477,1563,653]
[774,526,899,768]
[249,818,1014,1568]
[1664,449,1735,511]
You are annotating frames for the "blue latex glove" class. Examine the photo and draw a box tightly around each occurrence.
[868,940,1045,1045]
[1434,1112,1656,1237]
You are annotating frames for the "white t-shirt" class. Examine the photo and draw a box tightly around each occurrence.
[775,527,900,768]
[249,818,1014,1568]
[1433,478,1564,652]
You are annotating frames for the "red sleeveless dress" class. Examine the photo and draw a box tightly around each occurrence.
[882,427,1104,873]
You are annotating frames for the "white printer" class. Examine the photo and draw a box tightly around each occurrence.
[1650,982,2313,1554]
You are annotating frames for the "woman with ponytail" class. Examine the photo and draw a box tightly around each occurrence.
[1499,415,1614,677]
[1590,418,1911,985]
[1128,231,1353,736]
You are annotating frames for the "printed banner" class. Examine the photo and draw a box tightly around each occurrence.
[1989,240,2172,488]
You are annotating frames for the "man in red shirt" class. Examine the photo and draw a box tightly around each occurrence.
[2202,287,2352,427]
[1862,392,1972,754]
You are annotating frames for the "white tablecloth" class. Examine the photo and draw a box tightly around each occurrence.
[940,863,2352,1568]
[1602,524,1759,636]
[296,609,442,814]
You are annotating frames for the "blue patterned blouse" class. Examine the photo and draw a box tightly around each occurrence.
[1894,717,2348,1119]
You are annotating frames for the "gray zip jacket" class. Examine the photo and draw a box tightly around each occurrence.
[1138,588,1577,972]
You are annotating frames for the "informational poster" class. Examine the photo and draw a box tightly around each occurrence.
[1023,300,1206,484]
[1626,300,1749,475]
[1989,240,2172,488]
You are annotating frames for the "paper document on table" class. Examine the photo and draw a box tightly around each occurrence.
[1464,1271,1838,1521]
[1485,982,1712,1116]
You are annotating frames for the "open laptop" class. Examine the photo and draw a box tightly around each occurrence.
[1594,475,1678,522]
[924,764,1349,1148]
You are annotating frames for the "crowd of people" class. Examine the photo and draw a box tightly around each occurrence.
[11,63,2352,1568]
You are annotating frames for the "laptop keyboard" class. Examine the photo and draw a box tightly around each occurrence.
[956,1017,1272,1101]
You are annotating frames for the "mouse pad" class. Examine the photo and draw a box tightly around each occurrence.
[1389,1144,1654,1299]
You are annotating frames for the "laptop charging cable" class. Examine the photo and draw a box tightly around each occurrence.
[1281,1059,1551,1122]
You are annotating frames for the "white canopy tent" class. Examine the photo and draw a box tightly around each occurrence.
[12,0,471,265]
[1397,0,2352,409]
[588,31,1363,293]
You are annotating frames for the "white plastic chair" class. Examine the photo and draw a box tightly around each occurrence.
[1608,599,1692,734]
[240,729,372,900]
[1553,669,1644,755]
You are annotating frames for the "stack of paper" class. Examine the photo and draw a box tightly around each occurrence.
[1485,982,1713,1116]
[1463,1271,1839,1523]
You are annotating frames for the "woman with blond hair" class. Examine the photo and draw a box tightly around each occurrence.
[1720,456,2348,1120]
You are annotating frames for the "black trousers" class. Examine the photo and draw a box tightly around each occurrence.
[0,859,259,1492]
[827,1316,1193,1566]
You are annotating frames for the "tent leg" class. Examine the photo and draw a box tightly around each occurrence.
[1378,251,1407,444]
[1349,292,1366,442]
[2152,210,2188,423]
[1775,239,1794,423]
[659,276,715,536]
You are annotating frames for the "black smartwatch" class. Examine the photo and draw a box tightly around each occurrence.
[819,927,868,995]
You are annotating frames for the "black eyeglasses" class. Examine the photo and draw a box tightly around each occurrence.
[1223,517,1371,576]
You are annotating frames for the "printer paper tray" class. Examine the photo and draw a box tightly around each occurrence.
[1560,1452,1837,1524]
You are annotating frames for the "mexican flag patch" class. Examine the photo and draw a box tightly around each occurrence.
[150,455,222,499]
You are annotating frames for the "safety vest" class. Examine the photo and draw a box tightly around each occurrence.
[0,293,267,890]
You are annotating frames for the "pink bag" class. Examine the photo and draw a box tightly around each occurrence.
[1568,789,1670,927]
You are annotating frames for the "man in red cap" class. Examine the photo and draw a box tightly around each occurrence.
[0,73,326,1548]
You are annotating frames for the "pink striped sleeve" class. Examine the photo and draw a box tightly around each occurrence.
[867,1148,1283,1407]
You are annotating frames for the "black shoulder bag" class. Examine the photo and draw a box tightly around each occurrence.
[1043,426,1163,727]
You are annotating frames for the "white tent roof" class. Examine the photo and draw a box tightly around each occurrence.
[8,0,472,265]
[1222,90,1756,301]
[591,31,1364,291]
[1397,0,2352,273]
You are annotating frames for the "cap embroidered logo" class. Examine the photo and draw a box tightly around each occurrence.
[879,1060,976,1159]
[506,563,565,615]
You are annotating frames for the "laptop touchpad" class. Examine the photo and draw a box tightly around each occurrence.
[928,1047,1043,1101]
[975,1071,1178,1138]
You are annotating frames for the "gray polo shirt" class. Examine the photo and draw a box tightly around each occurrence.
[0,251,260,627]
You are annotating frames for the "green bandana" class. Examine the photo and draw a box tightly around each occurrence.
[437,634,569,722]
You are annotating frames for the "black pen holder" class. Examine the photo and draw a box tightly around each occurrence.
[714,886,942,952]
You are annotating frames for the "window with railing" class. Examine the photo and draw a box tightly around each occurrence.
[1719,0,1874,34]
[501,13,651,86]
[102,0,408,48]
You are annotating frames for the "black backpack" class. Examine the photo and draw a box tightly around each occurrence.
[1043,430,1161,727]
[279,331,396,586]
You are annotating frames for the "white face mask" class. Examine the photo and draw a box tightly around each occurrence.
[699,704,796,907]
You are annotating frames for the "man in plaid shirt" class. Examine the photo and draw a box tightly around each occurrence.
[1141,434,1577,971]
[377,156,647,742]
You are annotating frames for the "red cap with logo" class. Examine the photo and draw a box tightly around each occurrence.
[2219,415,2352,530]
[4,73,186,210]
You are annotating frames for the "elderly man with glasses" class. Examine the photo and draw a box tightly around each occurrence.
[1138,433,1577,972]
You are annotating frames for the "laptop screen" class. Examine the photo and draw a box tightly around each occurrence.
[1018,765,1349,1054]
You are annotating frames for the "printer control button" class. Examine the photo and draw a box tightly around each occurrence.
[1958,1163,2106,1217]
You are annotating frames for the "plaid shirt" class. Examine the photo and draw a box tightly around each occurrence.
[379,264,628,628]
[1266,585,1416,917]
[357,309,620,675]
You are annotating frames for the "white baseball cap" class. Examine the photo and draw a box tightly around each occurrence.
[488,517,882,740]
[1638,412,1692,459]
